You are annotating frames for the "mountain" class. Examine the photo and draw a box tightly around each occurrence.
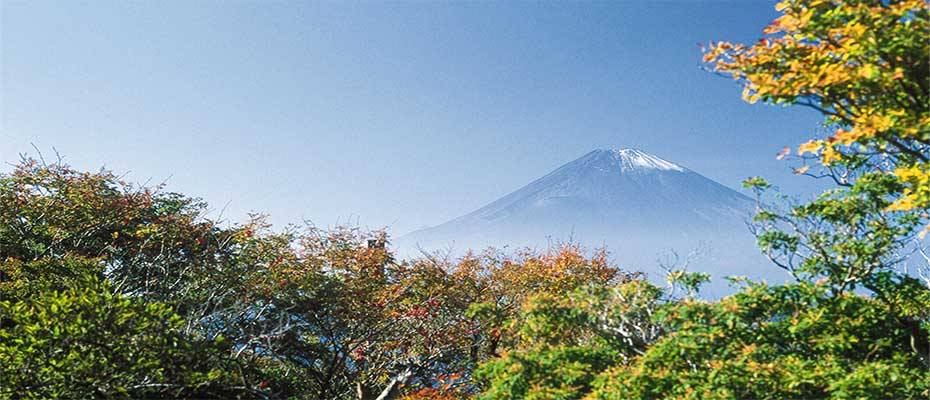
[397,148,778,289]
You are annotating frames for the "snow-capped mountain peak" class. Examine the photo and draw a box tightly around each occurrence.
[583,148,685,172]
[396,147,771,289]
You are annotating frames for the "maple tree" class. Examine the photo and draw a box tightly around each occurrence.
[704,0,929,213]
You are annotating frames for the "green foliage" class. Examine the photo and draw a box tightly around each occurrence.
[589,282,930,399]
[475,282,663,399]
[665,270,710,299]
[0,279,251,399]
[477,345,616,400]
[749,171,920,294]
[477,277,930,399]
[0,160,258,398]
[742,176,771,190]
[3,3,928,392]
[1,157,634,399]
[476,3,930,396]
[0,256,103,302]
[0,157,227,306]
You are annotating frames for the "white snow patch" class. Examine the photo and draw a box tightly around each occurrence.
[611,148,685,172]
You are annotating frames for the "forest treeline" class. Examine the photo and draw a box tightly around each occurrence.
[1,0,928,398]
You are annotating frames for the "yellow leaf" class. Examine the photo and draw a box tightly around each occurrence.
[822,146,840,164]
[833,128,864,145]
[798,140,822,155]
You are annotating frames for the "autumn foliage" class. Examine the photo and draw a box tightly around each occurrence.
[0,158,635,398]
[2,0,930,399]
[705,0,929,212]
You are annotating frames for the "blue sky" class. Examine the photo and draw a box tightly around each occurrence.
[1,1,824,235]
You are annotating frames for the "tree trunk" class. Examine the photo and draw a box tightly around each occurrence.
[373,368,413,400]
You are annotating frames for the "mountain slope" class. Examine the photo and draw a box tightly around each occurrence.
[397,148,774,287]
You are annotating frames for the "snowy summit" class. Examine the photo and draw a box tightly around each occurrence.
[582,148,686,173]
[397,147,771,283]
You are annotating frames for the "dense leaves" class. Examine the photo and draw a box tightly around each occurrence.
[590,282,929,399]
[0,159,219,301]
[705,0,929,213]
[478,0,930,398]
[0,157,635,399]
[2,0,928,398]
[0,280,249,399]
[476,282,662,400]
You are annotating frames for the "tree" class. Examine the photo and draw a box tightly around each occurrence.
[476,1,930,398]
[589,281,929,400]
[704,0,928,214]
[0,157,222,303]
[475,281,663,400]
[226,232,632,399]
[599,0,930,397]
[705,0,930,364]
[0,279,254,399]
[0,155,642,399]
[0,158,263,398]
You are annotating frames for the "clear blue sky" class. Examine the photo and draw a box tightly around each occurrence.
[1,1,824,235]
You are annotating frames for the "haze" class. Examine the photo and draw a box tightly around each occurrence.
[1,1,823,236]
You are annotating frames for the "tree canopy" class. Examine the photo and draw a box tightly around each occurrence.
[2,0,928,398]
